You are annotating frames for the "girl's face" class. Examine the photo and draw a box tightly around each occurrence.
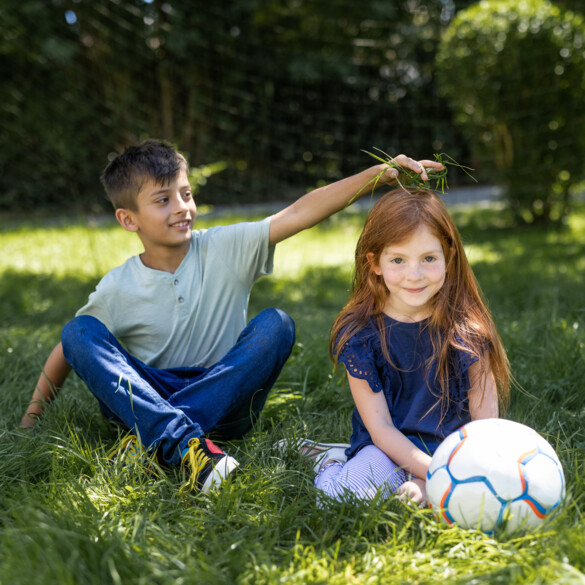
[368,224,446,322]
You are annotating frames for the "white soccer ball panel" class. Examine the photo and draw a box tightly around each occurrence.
[522,454,565,508]
[482,460,525,501]
[505,500,543,533]
[465,419,538,452]
[426,467,453,511]
[447,481,502,532]
[534,434,564,463]
[446,436,495,479]
[428,430,464,474]
[446,439,524,500]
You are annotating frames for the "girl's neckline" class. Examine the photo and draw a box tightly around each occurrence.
[382,313,429,326]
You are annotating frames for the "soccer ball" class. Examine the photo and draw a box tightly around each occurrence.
[426,418,565,534]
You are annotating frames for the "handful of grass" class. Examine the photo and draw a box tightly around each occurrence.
[354,148,477,202]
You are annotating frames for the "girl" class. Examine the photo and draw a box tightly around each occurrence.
[300,188,510,505]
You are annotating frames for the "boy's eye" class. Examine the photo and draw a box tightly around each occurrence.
[156,197,169,204]
[183,190,192,199]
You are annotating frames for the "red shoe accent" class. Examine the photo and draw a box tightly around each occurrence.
[205,439,225,455]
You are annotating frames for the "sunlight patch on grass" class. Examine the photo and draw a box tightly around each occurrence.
[463,243,503,266]
[1,222,142,278]
[0,213,362,281]
[273,222,362,279]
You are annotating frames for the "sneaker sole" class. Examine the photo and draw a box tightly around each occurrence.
[201,455,239,494]
[273,438,350,452]
[312,447,348,474]
[273,438,350,474]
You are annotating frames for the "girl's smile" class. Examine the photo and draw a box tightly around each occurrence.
[369,224,447,322]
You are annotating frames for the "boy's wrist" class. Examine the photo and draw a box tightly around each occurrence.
[364,164,386,180]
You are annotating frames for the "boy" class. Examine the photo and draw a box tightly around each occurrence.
[20,139,441,492]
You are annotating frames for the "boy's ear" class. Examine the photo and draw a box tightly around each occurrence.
[115,208,139,232]
[366,252,382,275]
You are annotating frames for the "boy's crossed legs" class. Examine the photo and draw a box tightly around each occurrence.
[61,308,295,489]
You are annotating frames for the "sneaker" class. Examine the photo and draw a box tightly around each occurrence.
[274,437,349,474]
[180,437,239,494]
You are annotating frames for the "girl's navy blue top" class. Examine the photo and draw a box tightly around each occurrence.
[337,315,477,458]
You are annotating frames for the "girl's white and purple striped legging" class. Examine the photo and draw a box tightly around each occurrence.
[314,444,408,502]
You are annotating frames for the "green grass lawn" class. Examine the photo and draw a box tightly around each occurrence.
[0,202,584,585]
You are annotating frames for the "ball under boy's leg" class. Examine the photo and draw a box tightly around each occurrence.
[314,444,407,502]
[61,315,203,466]
[167,307,295,440]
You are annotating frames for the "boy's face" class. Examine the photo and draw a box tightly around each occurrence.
[117,169,197,254]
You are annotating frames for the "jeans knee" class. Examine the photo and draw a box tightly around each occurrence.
[61,315,104,354]
[261,308,296,351]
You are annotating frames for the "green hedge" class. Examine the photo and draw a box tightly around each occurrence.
[436,0,585,225]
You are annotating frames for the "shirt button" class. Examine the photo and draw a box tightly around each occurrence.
[178,297,184,303]
[174,279,179,285]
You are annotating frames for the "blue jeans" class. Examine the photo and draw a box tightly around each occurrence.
[61,308,295,466]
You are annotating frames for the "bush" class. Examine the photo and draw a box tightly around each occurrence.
[436,0,585,225]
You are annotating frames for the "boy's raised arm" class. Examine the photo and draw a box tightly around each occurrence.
[268,155,443,246]
[19,342,72,428]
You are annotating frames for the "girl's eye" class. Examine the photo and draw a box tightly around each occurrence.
[425,256,436,263]
[391,258,403,265]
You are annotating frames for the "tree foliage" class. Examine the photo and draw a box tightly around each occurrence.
[436,0,585,225]
[1,0,473,212]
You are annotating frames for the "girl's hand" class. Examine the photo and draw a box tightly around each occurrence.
[378,154,445,184]
[397,477,428,507]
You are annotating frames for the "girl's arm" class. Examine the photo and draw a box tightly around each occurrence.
[467,358,499,420]
[347,371,432,481]
[19,342,72,428]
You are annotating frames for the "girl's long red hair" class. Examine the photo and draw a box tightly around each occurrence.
[330,188,510,412]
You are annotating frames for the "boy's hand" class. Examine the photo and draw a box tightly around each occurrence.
[377,154,445,185]
[19,342,71,429]
[19,412,38,429]
[268,154,446,246]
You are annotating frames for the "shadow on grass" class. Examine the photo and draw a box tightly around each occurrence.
[0,269,98,331]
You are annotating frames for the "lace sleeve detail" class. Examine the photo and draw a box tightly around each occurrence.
[450,348,479,408]
[337,333,384,393]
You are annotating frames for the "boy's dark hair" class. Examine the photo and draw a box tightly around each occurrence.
[101,139,189,210]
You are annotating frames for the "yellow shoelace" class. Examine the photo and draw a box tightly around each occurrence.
[106,435,159,477]
[180,438,211,493]
[107,434,139,461]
